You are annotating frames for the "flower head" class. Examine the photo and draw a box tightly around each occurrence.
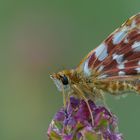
[47,97,123,140]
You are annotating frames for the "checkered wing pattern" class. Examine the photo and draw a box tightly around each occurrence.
[77,14,140,94]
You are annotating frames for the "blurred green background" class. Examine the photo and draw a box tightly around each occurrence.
[1,0,140,140]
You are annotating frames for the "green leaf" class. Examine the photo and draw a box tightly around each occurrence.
[49,131,61,140]
[84,131,98,140]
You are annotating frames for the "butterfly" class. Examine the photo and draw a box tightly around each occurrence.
[50,14,140,125]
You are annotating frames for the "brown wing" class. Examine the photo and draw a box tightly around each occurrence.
[76,14,140,82]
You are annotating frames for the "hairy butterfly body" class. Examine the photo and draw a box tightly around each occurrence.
[51,14,140,123]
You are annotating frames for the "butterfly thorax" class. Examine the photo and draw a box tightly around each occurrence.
[71,69,140,97]
[67,70,104,99]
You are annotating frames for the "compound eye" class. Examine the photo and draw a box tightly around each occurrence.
[61,75,69,85]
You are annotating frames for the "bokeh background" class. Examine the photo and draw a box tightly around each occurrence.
[1,1,140,140]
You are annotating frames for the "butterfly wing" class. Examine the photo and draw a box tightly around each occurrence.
[77,14,140,94]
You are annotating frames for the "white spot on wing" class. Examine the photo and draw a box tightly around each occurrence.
[98,65,104,72]
[113,27,127,45]
[138,61,140,65]
[113,19,136,45]
[135,67,140,73]
[94,43,108,61]
[118,64,125,69]
[132,41,140,52]
[118,71,125,76]
[98,74,108,79]
[124,37,129,43]
[112,53,124,64]
[131,20,136,29]
[83,60,91,76]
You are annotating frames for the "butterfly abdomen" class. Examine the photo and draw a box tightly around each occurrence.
[99,80,140,95]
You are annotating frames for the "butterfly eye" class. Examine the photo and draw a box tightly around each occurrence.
[61,75,69,85]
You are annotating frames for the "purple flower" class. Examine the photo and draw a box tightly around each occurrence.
[47,97,123,140]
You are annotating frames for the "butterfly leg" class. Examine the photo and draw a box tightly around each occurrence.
[72,85,94,126]
[62,87,67,108]
[62,86,72,111]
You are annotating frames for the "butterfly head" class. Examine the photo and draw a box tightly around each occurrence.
[50,70,73,92]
